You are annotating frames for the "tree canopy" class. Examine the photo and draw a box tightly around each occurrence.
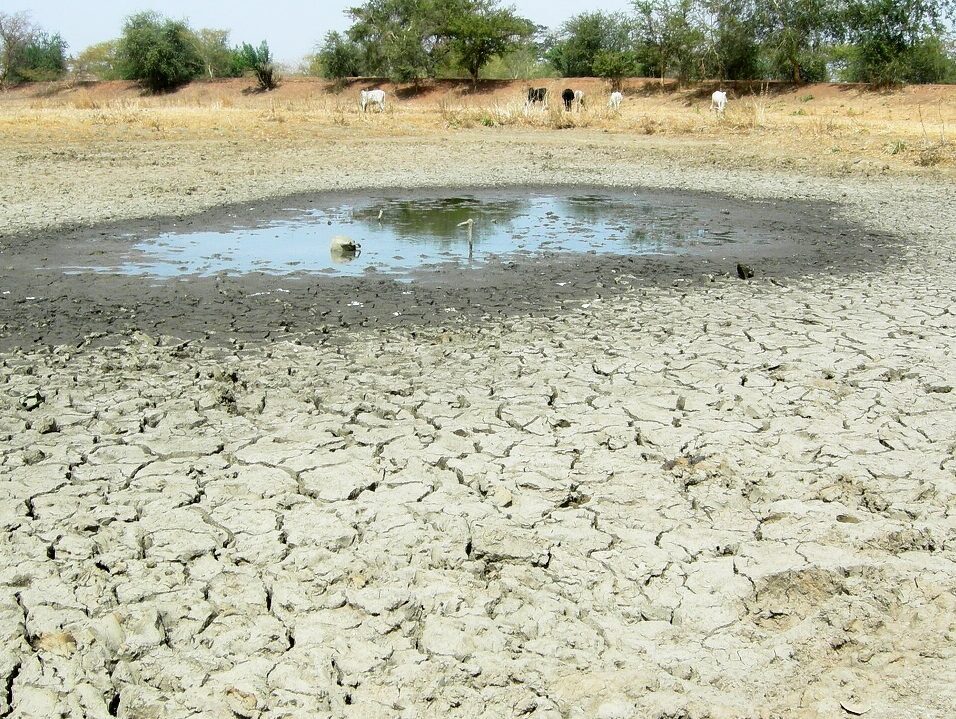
[117,11,203,91]
[0,11,68,85]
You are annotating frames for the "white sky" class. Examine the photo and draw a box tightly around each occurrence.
[15,1,637,64]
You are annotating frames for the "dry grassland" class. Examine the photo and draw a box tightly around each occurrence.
[2,77,954,173]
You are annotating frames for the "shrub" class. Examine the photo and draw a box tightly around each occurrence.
[191,28,242,78]
[236,41,279,90]
[21,31,67,81]
[316,31,363,80]
[0,11,67,85]
[593,50,639,86]
[74,40,122,80]
[117,11,203,92]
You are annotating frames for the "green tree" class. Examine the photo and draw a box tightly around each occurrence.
[593,49,640,84]
[20,31,66,80]
[191,28,240,78]
[545,11,635,77]
[117,11,203,92]
[0,11,35,85]
[633,0,703,83]
[74,40,122,80]
[479,39,553,79]
[839,0,955,83]
[698,0,761,80]
[347,0,448,82]
[757,0,834,82]
[236,40,279,90]
[445,0,534,82]
[905,33,956,82]
[316,31,364,79]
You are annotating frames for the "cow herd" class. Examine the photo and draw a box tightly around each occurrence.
[527,87,590,111]
[357,86,731,116]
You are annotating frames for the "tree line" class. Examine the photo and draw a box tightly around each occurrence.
[0,10,277,91]
[1,0,954,92]
[316,0,956,85]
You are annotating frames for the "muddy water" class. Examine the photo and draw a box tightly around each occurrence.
[74,190,781,278]
[1,185,894,349]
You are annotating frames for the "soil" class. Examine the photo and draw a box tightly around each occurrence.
[0,83,954,719]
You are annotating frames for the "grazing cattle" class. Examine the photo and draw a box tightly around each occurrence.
[573,90,585,110]
[360,89,386,112]
[561,88,575,111]
[526,87,547,107]
[711,90,728,116]
[608,91,623,110]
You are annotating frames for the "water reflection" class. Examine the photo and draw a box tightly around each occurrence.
[96,191,748,278]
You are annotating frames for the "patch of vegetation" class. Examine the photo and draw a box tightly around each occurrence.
[236,41,279,91]
[0,11,67,85]
[117,11,203,92]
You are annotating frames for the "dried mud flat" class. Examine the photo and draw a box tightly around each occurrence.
[1,136,955,719]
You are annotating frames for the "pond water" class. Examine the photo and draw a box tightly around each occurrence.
[90,190,777,278]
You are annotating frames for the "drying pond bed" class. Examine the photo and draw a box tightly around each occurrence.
[0,186,894,349]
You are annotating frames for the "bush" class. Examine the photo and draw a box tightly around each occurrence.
[191,28,242,78]
[767,46,830,82]
[74,40,122,80]
[316,31,363,80]
[905,35,956,83]
[236,41,279,90]
[593,49,639,85]
[117,11,202,92]
[839,0,955,84]
[1,12,67,85]
[21,31,67,81]
[546,11,635,77]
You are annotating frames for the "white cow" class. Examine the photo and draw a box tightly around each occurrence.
[711,90,728,116]
[360,89,386,112]
[608,91,623,110]
[573,89,586,110]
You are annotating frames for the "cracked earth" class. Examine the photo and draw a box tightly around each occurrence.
[0,144,954,719]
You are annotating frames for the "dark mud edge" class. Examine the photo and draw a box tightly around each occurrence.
[0,185,899,351]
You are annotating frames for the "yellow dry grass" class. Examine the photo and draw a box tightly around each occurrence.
[1,77,954,171]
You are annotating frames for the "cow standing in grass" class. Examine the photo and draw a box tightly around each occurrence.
[526,87,547,109]
[711,90,727,116]
[562,88,575,111]
[608,91,623,110]
[361,89,386,112]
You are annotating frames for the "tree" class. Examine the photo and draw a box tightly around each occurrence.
[838,0,955,83]
[545,11,635,77]
[316,31,364,79]
[0,13,68,84]
[445,0,534,83]
[20,32,66,80]
[117,11,203,92]
[74,40,122,80]
[347,0,449,82]
[633,0,703,83]
[0,11,34,85]
[236,41,279,90]
[191,28,240,78]
[593,50,640,85]
[757,0,834,82]
[478,38,553,79]
[698,0,762,80]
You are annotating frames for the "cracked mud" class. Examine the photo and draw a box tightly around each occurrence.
[0,167,954,719]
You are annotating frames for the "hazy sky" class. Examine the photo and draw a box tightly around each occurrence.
[16,1,637,64]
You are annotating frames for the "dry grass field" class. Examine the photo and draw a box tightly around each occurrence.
[2,76,954,172]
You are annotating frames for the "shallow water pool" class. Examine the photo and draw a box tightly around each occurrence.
[94,189,771,278]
